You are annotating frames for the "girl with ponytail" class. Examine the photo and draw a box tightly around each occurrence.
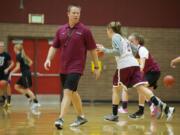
[10,44,40,115]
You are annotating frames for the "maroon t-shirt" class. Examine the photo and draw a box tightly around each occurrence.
[136,46,160,74]
[53,22,96,74]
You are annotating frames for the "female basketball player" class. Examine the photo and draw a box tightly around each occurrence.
[0,41,14,107]
[97,21,175,122]
[119,33,161,119]
[10,44,40,114]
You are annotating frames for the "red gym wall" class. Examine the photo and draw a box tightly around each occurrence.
[0,0,180,28]
[8,39,61,94]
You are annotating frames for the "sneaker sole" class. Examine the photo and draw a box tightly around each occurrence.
[79,120,88,126]
[70,120,88,127]
[128,115,144,120]
[104,118,119,122]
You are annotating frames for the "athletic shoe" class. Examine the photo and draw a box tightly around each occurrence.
[104,114,119,122]
[118,107,128,114]
[31,103,41,110]
[30,103,41,115]
[166,107,175,121]
[31,109,41,115]
[2,101,7,108]
[3,107,11,115]
[150,104,159,117]
[129,110,144,119]
[55,118,64,129]
[70,116,88,127]
[6,103,11,107]
[156,103,167,119]
[2,100,11,108]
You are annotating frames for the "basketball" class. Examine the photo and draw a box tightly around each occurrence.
[96,50,104,58]
[163,75,175,88]
[96,44,104,58]
[0,81,7,89]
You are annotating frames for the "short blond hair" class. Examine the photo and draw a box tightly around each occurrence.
[67,4,81,12]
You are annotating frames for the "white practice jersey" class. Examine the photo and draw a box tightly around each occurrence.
[103,34,139,69]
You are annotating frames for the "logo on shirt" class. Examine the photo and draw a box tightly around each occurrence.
[0,56,5,66]
[76,31,82,35]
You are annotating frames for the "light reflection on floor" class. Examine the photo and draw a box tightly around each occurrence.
[0,104,179,135]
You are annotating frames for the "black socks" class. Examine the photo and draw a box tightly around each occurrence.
[122,101,128,109]
[138,105,144,114]
[7,96,11,104]
[112,104,118,116]
[25,94,30,98]
[2,96,6,102]
[150,96,160,106]
[33,99,38,103]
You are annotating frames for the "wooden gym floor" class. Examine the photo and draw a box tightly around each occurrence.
[0,103,179,135]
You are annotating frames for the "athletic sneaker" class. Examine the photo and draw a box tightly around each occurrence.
[104,114,119,122]
[129,110,144,119]
[31,103,41,110]
[155,103,167,119]
[2,101,7,108]
[30,103,41,115]
[70,116,88,127]
[166,107,175,121]
[3,100,11,108]
[31,109,41,115]
[55,118,64,129]
[150,104,159,117]
[118,107,128,114]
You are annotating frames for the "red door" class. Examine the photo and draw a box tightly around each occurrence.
[8,38,61,94]
[36,39,61,94]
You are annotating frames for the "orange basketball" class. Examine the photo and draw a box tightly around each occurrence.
[96,44,104,58]
[0,81,7,89]
[96,50,104,58]
[163,75,175,88]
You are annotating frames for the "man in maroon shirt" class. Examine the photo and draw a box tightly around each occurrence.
[44,4,100,129]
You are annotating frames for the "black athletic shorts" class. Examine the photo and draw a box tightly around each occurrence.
[16,70,32,89]
[60,73,81,91]
[0,71,9,81]
[144,71,160,89]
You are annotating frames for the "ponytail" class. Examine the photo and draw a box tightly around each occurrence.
[107,21,122,35]
[14,44,31,65]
